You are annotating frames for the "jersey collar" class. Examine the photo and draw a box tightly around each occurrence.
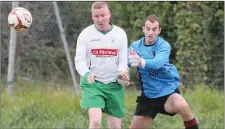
[142,37,159,47]
[95,23,113,35]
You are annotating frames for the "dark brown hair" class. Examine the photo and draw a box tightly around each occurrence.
[144,15,161,28]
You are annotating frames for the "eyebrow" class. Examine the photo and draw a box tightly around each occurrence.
[146,26,158,29]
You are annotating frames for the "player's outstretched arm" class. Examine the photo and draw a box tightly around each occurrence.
[128,43,171,69]
[144,43,171,69]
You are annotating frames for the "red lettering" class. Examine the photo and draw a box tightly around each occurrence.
[91,48,118,56]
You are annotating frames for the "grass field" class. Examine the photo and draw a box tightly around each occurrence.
[1,80,224,129]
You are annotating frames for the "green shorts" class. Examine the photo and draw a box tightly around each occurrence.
[80,75,125,118]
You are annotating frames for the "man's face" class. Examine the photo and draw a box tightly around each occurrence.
[142,20,161,44]
[92,7,111,31]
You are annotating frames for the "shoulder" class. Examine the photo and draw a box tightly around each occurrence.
[78,24,95,37]
[112,25,127,35]
[157,37,171,48]
[131,37,144,47]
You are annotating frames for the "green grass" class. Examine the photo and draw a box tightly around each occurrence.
[1,80,224,129]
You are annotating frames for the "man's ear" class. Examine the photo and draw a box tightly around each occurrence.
[108,9,111,17]
[158,27,162,34]
[142,26,145,33]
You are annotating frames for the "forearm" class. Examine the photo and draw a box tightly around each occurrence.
[144,59,164,69]
[118,60,128,72]
[118,31,128,72]
[74,57,90,77]
[141,49,170,69]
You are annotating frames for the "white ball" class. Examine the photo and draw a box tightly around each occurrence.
[8,7,32,32]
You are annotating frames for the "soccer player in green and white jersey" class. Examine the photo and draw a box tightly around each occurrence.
[75,2,129,129]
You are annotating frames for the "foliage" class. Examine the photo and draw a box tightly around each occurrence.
[173,2,224,87]
[110,1,224,87]
[0,1,223,87]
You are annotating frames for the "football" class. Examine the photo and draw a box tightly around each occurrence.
[8,7,32,32]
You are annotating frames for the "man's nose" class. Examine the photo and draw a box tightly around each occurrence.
[98,16,103,22]
[148,30,154,34]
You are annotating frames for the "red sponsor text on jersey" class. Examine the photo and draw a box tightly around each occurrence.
[91,48,118,56]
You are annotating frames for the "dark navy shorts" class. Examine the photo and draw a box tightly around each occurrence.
[134,88,180,119]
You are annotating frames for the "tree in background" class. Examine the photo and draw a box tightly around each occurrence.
[110,1,224,88]
[0,1,223,88]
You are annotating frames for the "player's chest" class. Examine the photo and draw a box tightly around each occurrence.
[87,36,120,49]
[136,47,156,59]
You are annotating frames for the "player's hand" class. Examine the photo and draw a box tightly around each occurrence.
[128,48,145,68]
[117,71,132,87]
[118,71,129,81]
[87,73,96,84]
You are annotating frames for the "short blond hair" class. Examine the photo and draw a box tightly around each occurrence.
[92,1,108,10]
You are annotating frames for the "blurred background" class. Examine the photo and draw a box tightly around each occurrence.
[0,1,224,129]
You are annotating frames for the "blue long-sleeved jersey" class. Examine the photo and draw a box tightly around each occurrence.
[128,37,181,98]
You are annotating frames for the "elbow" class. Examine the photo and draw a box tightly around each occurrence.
[74,56,80,66]
[74,59,81,71]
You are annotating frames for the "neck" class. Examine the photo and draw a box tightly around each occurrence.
[105,24,111,31]
[144,40,155,45]
[96,24,111,32]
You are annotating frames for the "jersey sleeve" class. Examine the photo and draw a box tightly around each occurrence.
[74,31,90,77]
[144,42,171,69]
[117,30,128,72]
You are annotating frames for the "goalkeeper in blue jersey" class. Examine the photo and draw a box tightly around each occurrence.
[128,15,199,129]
